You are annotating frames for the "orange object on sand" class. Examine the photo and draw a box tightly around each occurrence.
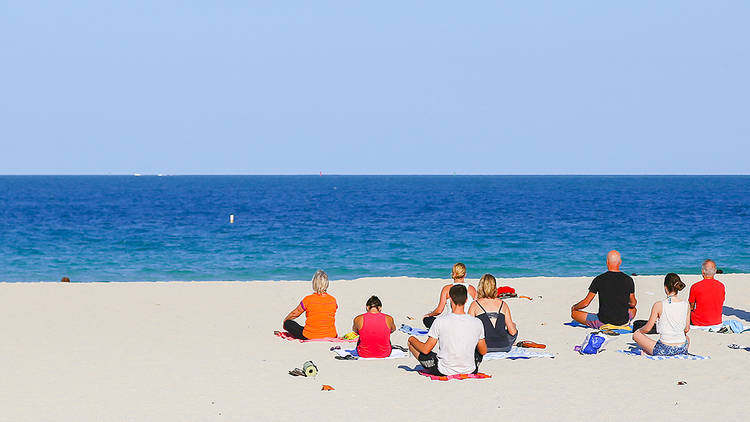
[517,341,546,349]
[519,295,532,300]
[321,385,335,391]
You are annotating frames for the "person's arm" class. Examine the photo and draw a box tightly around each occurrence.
[638,302,661,333]
[386,314,397,333]
[468,285,478,300]
[467,301,479,317]
[352,314,363,334]
[684,305,691,334]
[628,293,637,309]
[571,292,596,312]
[284,304,304,322]
[501,302,517,336]
[476,338,488,356]
[408,335,438,355]
[424,285,450,318]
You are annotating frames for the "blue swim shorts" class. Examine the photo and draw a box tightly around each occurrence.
[585,313,604,329]
[652,340,689,356]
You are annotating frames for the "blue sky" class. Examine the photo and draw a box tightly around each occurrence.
[1,2,748,174]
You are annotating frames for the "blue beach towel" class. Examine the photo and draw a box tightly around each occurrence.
[617,348,710,360]
[399,324,428,336]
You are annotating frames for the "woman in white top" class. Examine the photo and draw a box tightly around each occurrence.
[633,273,690,356]
[422,263,477,329]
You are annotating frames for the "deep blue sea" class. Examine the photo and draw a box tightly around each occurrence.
[0,176,747,282]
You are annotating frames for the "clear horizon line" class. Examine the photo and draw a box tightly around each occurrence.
[0,173,748,177]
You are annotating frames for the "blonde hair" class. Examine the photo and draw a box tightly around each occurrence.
[452,263,466,280]
[477,273,498,299]
[312,270,329,293]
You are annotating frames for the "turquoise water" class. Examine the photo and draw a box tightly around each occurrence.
[0,176,747,282]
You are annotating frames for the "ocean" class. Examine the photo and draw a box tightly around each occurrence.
[0,176,747,282]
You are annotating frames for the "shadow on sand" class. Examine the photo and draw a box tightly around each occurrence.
[723,306,750,323]
[397,365,423,373]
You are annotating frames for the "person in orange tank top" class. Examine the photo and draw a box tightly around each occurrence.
[353,296,397,358]
[283,270,338,339]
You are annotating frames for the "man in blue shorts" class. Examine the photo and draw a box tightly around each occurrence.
[571,250,637,328]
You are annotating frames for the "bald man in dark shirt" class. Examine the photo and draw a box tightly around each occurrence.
[571,250,637,328]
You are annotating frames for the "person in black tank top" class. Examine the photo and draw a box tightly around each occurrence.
[468,274,518,353]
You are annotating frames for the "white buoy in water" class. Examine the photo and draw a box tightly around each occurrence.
[230,214,235,224]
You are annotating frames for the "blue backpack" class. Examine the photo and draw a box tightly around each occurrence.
[579,332,606,354]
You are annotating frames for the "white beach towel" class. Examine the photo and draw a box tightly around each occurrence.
[690,323,724,331]
[482,347,555,360]
[332,348,408,360]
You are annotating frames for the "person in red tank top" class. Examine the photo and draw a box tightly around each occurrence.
[353,296,396,358]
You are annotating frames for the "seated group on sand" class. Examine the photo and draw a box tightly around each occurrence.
[282,254,726,374]
[570,251,725,356]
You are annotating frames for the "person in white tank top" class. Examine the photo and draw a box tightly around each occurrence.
[633,273,691,356]
[422,263,477,329]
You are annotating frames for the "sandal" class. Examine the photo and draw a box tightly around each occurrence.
[334,355,357,360]
[288,368,305,376]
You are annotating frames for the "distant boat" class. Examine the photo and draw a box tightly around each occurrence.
[133,173,142,177]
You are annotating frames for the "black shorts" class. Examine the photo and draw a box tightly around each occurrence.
[417,351,444,376]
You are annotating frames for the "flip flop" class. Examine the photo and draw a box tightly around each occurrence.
[391,345,408,352]
[288,368,305,376]
[334,355,357,360]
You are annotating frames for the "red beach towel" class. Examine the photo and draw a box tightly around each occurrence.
[497,286,516,296]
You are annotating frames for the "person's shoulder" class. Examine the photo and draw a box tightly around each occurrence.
[429,315,444,331]
[692,279,709,289]
[653,300,663,312]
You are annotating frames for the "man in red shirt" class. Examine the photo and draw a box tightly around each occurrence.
[688,259,726,326]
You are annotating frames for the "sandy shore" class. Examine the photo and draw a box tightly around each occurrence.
[1,274,748,421]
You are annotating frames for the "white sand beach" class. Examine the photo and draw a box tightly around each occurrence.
[1,274,748,421]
